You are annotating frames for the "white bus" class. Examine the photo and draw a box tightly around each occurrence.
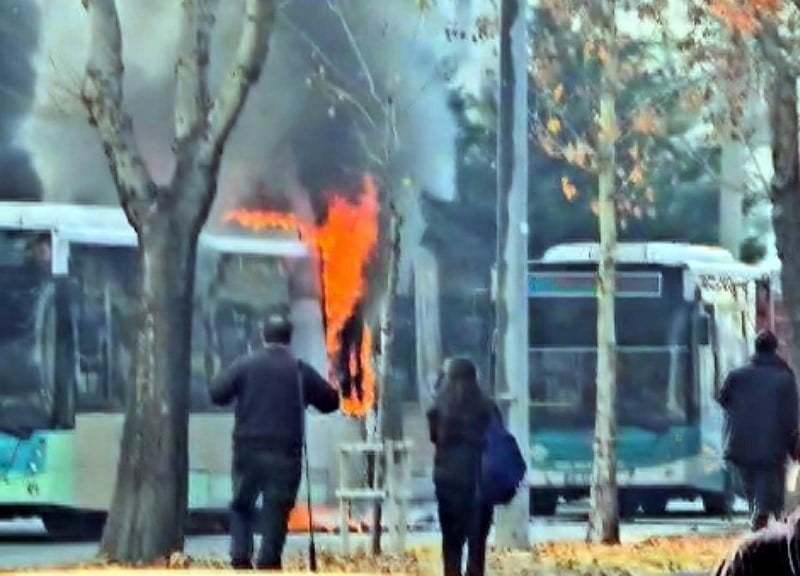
[0,202,344,535]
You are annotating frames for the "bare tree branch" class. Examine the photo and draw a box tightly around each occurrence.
[326,0,382,109]
[81,0,156,229]
[174,0,217,146]
[206,0,277,152]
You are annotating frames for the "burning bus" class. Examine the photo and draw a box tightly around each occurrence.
[526,242,770,516]
[0,201,363,535]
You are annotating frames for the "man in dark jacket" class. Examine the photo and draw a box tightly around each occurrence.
[717,329,799,531]
[210,311,339,569]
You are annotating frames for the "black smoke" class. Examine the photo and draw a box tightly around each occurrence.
[0,0,41,201]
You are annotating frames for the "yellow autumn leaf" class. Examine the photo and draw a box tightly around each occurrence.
[590,199,600,215]
[629,163,644,186]
[632,107,662,135]
[561,176,578,201]
[553,83,564,103]
[546,117,562,135]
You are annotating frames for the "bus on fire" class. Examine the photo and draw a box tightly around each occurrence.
[0,202,342,536]
[526,242,778,516]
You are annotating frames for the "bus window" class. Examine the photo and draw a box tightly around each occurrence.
[190,252,290,411]
[70,244,138,411]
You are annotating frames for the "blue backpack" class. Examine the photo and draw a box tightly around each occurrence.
[480,411,527,506]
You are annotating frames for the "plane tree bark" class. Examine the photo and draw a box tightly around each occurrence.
[80,0,277,562]
[588,0,620,545]
[767,70,800,370]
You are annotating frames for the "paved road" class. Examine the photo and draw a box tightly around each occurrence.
[0,499,747,570]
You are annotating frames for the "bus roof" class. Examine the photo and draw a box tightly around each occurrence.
[538,242,737,266]
[0,201,308,256]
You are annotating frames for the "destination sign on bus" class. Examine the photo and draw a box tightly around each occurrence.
[528,271,662,298]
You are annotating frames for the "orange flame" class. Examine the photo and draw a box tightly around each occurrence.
[223,175,379,417]
[287,504,370,533]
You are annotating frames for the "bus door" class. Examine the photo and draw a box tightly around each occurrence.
[0,230,65,438]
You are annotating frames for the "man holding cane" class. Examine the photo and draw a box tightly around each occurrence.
[210,309,339,570]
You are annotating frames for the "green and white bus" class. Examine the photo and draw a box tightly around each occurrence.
[0,202,334,535]
[527,242,767,516]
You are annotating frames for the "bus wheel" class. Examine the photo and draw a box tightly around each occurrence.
[703,491,734,516]
[703,472,735,516]
[640,494,669,516]
[43,512,104,540]
[619,492,639,518]
[530,491,558,516]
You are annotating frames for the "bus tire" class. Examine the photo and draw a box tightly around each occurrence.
[43,512,104,540]
[619,492,639,518]
[640,493,669,516]
[703,491,734,516]
[703,473,735,516]
[529,491,558,516]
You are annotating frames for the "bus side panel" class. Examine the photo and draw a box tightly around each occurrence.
[72,413,238,511]
[0,431,75,511]
[71,412,349,512]
[73,414,121,510]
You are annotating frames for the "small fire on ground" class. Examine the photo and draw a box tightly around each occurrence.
[224,175,379,418]
[286,504,372,534]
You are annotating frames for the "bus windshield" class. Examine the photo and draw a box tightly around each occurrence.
[0,231,56,437]
[529,266,696,431]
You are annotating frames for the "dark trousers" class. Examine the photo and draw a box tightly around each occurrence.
[436,482,493,576]
[230,447,301,570]
[733,463,786,531]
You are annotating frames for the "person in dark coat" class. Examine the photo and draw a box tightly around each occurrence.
[210,310,339,570]
[717,329,799,531]
[427,356,496,576]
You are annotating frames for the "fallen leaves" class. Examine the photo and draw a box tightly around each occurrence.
[16,535,747,575]
[532,535,742,574]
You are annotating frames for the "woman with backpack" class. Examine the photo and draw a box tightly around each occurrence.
[427,357,497,576]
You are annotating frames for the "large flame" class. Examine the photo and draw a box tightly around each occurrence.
[224,175,379,418]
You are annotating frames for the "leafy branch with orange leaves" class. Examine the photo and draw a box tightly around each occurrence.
[530,0,720,232]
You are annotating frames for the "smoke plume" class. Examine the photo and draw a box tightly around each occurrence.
[21,1,462,216]
[0,0,41,201]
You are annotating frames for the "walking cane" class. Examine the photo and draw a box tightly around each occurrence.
[298,365,318,572]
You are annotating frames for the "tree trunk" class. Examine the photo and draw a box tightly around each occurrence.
[768,73,800,370]
[588,0,620,545]
[494,0,530,550]
[370,202,403,556]
[99,215,197,563]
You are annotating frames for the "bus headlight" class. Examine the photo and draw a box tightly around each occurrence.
[28,462,38,474]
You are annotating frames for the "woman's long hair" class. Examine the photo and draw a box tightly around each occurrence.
[434,356,487,429]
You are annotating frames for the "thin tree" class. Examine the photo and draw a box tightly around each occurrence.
[589,0,620,543]
[80,0,277,562]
